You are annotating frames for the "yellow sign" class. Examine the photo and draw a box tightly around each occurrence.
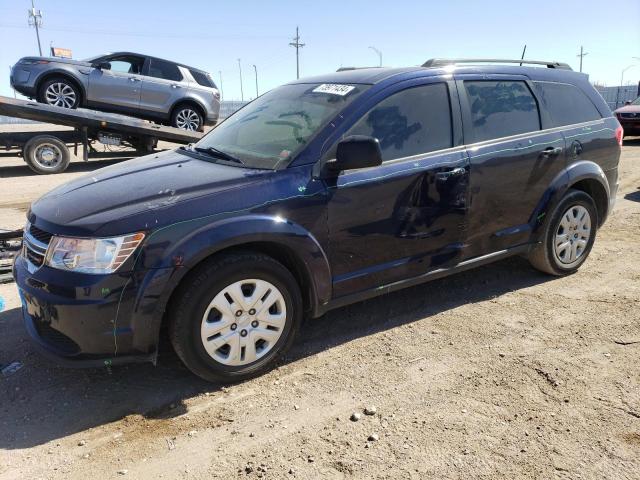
[50,47,72,59]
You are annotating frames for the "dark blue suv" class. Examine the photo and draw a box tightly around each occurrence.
[15,59,623,382]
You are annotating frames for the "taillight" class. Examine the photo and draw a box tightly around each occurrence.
[615,125,624,146]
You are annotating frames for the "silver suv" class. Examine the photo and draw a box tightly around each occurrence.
[10,52,220,131]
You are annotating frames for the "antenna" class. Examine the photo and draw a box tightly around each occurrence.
[27,0,43,56]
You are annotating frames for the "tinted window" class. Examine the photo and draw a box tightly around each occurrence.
[346,83,452,161]
[147,59,182,81]
[534,82,602,127]
[190,69,215,88]
[464,81,540,142]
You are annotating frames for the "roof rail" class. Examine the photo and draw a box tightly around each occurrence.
[422,58,573,70]
[336,66,383,72]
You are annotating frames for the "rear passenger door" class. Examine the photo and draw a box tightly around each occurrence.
[139,58,186,117]
[532,81,612,172]
[326,79,470,298]
[456,75,566,258]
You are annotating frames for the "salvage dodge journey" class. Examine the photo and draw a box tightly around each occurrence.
[15,58,622,382]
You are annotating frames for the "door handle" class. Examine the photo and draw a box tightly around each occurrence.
[435,167,466,182]
[129,77,140,82]
[541,146,563,158]
[171,84,181,89]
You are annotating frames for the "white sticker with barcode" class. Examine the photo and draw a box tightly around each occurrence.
[312,84,356,96]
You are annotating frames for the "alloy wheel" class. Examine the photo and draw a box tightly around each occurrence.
[175,109,201,130]
[44,82,77,108]
[200,279,287,366]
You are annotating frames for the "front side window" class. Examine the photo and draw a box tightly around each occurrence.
[344,83,453,162]
[464,81,540,142]
[534,82,602,127]
[104,56,144,74]
[147,59,182,81]
[195,83,369,169]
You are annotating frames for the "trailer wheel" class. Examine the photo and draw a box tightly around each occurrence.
[23,136,71,174]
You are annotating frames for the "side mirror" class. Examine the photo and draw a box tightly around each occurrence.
[92,61,111,70]
[625,100,632,106]
[327,135,382,173]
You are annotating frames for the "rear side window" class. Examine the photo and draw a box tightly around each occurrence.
[464,81,540,142]
[346,83,452,162]
[190,69,216,88]
[534,82,602,127]
[147,59,182,81]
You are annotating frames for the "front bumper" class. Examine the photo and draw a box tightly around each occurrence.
[10,66,37,97]
[14,255,155,366]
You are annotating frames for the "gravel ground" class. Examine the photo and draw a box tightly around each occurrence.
[0,131,639,480]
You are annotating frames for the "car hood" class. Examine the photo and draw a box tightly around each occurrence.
[18,56,93,67]
[614,105,640,114]
[29,149,274,236]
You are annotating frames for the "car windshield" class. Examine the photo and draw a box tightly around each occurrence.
[632,96,640,106]
[194,82,369,169]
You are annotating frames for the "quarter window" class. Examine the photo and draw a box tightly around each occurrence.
[147,59,183,82]
[345,83,453,162]
[464,81,540,142]
[190,69,216,88]
[534,82,602,127]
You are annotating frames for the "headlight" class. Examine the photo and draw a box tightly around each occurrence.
[19,59,50,65]
[44,232,145,274]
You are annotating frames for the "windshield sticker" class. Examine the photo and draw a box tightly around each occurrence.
[312,84,356,96]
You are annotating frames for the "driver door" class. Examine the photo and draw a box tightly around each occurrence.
[326,80,470,299]
[87,54,145,112]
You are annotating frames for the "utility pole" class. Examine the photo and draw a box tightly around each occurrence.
[368,46,382,67]
[218,70,224,101]
[577,46,588,73]
[252,64,259,98]
[289,26,305,79]
[28,0,43,56]
[238,59,244,102]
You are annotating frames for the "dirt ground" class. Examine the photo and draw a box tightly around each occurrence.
[0,128,639,480]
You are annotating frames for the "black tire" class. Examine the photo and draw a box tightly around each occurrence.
[23,135,71,174]
[37,76,81,109]
[168,252,303,382]
[528,189,598,276]
[170,104,204,132]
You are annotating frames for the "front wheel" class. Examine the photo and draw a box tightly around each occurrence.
[38,77,80,109]
[168,252,302,382]
[528,189,598,276]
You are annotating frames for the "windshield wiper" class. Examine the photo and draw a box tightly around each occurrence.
[193,146,244,165]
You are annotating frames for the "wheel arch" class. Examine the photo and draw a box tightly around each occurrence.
[36,70,86,105]
[129,215,332,354]
[170,98,206,121]
[530,160,611,240]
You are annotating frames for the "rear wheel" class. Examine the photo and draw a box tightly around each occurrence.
[171,104,203,131]
[38,77,81,109]
[528,189,598,276]
[22,135,71,174]
[168,252,302,382]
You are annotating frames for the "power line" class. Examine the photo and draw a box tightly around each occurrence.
[289,26,305,79]
[577,46,588,73]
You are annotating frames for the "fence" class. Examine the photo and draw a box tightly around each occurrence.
[595,85,639,110]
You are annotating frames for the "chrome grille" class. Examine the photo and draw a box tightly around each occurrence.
[23,224,50,270]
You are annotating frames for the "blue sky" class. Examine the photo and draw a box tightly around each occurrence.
[1,0,639,100]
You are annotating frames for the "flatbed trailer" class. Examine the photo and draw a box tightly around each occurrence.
[0,96,203,174]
